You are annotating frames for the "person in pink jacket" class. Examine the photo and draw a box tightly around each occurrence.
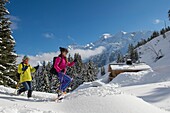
[54,47,77,97]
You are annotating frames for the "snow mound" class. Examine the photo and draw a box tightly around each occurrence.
[61,85,169,113]
[0,106,55,113]
[110,69,155,86]
[0,85,169,113]
[75,80,108,91]
[69,84,121,99]
[118,81,170,111]
[110,65,170,87]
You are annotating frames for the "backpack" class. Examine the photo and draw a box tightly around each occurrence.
[50,57,62,74]
[16,62,24,80]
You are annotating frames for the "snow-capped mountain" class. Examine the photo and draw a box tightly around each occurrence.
[17,31,152,66]
[69,31,153,66]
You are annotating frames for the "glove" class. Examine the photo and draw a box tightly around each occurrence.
[34,65,39,71]
[61,69,65,73]
[22,66,28,71]
[73,58,77,63]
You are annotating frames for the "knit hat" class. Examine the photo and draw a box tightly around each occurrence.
[59,47,68,53]
[22,55,29,61]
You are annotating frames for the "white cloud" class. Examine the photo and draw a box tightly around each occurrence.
[10,15,20,21]
[17,46,106,66]
[69,46,106,60]
[9,15,20,30]
[153,19,162,24]
[17,52,60,66]
[11,22,18,30]
[43,33,55,39]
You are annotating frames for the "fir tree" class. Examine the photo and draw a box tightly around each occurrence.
[160,28,166,35]
[128,44,139,63]
[100,66,105,76]
[0,0,17,87]
[116,52,124,63]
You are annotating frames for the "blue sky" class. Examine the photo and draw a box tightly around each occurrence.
[7,0,170,55]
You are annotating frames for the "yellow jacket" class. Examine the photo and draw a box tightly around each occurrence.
[18,63,36,83]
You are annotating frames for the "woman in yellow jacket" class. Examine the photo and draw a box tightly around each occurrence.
[17,56,39,98]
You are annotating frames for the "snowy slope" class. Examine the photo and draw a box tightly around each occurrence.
[0,85,169,113]
[138,31,170,68]
[119,81,170,111]
[97,31,170,112]
[107,31,170,86]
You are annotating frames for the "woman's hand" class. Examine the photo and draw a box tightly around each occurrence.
[22,66,28,71]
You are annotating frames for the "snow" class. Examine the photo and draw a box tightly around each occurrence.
[105,31,170,112]
[110,69,154,86]
[0,85,169,113]
[10,52,18,56]
[5,9,10,14]
[0,64,6,69]
[110,63,151,71]
[102,33,112,39]
[6,63,16,66]
[119,81,170,111]
[131,33,135,37]
[138,32,170,67]
[3,76,17,84]
[75,80,109,91]
[2,46,6,49]
[121,31,127,35]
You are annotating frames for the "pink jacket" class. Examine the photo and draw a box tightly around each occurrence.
[54,56,75,74]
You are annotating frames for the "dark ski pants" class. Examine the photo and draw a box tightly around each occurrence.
[18,81,33,98]
[57,72,72,92]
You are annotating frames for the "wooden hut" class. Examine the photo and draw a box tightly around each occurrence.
[108,63,151,81]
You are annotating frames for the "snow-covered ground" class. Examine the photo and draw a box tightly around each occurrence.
[118,81,170,111]
[0,84,169,113]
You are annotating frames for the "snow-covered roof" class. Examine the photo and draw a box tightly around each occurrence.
[110,63,151,71]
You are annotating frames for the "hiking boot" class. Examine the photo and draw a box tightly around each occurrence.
[27,90,33,98]
[17,90,21,96]
[57,90,63,97]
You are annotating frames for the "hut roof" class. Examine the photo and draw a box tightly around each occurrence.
[109,63,151,71]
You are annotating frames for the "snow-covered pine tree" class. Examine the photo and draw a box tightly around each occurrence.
[67,54,98,91]
[85,60,98,81]
[33,61,60,93]
[67,53,84,91]
[45,62,60,93]
[67,54,76,78]
[116,52,124,63]
[33,61,49,92]
[0,0,17,87]
[100,66,105,76]
[128,44,139,63]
